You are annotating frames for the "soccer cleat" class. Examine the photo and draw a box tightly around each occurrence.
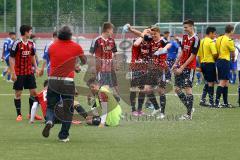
[59,138,70,143]
[150,109,161,116]
[16,115,22,121]
[42,121,53,138]
[221,103,234,108]
[132,111,139,116]
[179,114,192,120]
[156,113,165,120]
[199,101,209,107]
[27,114,43,121]
[138,111,145,116]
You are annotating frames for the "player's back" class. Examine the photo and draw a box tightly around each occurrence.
[216,35,235,61]
[48,39,83,78]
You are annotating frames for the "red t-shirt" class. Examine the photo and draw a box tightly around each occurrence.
[49,40,84,78]
[179,34,200,69]
[36,89,47,117]
[10,39,36,76]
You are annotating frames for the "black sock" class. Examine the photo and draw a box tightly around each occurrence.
[208,86,214,105]
[215,86,223,106]
[74,104,88,119]
[130,91,137,112]
[14,99,21,116]
[177,91,187,106]
[223,87,228,105]
[186,94,194,116]
[147,93,160,110]
[160,95,166,114]
[138,92,145,111]
[29,96,35,115]
[201,84,208,102]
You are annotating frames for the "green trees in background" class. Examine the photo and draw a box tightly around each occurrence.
[0,0,239,32]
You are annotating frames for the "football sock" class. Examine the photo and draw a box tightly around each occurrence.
[14,99,21,116]
[160,94,166,114]
[130,91,137,112]
[147,93,160,110]
[137,92,145,111]
[208,86,214,106]
[215,86,223,106]
[29,96,35,115]
[223,86,228,105]
[186,94,194,116]
[201,84,208,102]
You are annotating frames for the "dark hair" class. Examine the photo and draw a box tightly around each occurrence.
[87,77,99,87]
[183,19,194,26]
[58,26,72,40]
[164,31,170,34]
[53,31,58,37]
[43,80,48,87]
[102,22,114,33]
[20,25,32,36]
[9,32,16,35]
[206,26,216,35]
[225,25,234,34]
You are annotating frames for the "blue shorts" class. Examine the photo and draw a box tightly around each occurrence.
[230,61,237,70]
[216,59,230,80]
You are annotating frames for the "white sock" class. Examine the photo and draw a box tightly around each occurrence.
[30,102,39,122]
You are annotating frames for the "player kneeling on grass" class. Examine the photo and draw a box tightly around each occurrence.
[86,77,122,127]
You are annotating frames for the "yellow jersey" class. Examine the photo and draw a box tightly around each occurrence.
[216,35,235,61]
[197,37,217,63]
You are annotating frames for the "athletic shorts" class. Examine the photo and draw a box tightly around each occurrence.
[201,63,217,82]
[97,71,118,87]
[174,68,195,88]
[13,74,37,90]
[130,70,147,89]
[216,59,230,80]
[145,69,166,88]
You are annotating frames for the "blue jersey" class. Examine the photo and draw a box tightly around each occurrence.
[167,40,179,60]
[42,41,53,74]
[3,38,14,60]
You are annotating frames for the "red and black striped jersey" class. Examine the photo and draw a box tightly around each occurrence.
[179,34,200,69]
[151,38,169,69]
[10,39,36,75]
[90,36,117,72]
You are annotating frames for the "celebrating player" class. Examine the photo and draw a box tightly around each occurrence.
[42,26,86,142]
[9,25,42,121]
[172,19,200,120]
[89,22,120,100]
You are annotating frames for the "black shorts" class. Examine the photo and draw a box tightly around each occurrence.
[201,63,217,82]
[216,59,230,80]
[145,69,166,88]
[174,68,195,88]
[130,70,146,89]
[13,74,37,90]
[97,71,118,87]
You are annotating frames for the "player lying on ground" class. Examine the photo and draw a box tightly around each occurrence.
[86,77,122,127]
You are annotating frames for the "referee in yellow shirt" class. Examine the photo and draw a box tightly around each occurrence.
[197,27,217,107]
[215,25,235,108]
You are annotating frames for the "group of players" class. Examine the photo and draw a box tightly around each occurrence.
[1,20,239,127]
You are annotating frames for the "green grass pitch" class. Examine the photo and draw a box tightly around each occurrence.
[0,65,240,160]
